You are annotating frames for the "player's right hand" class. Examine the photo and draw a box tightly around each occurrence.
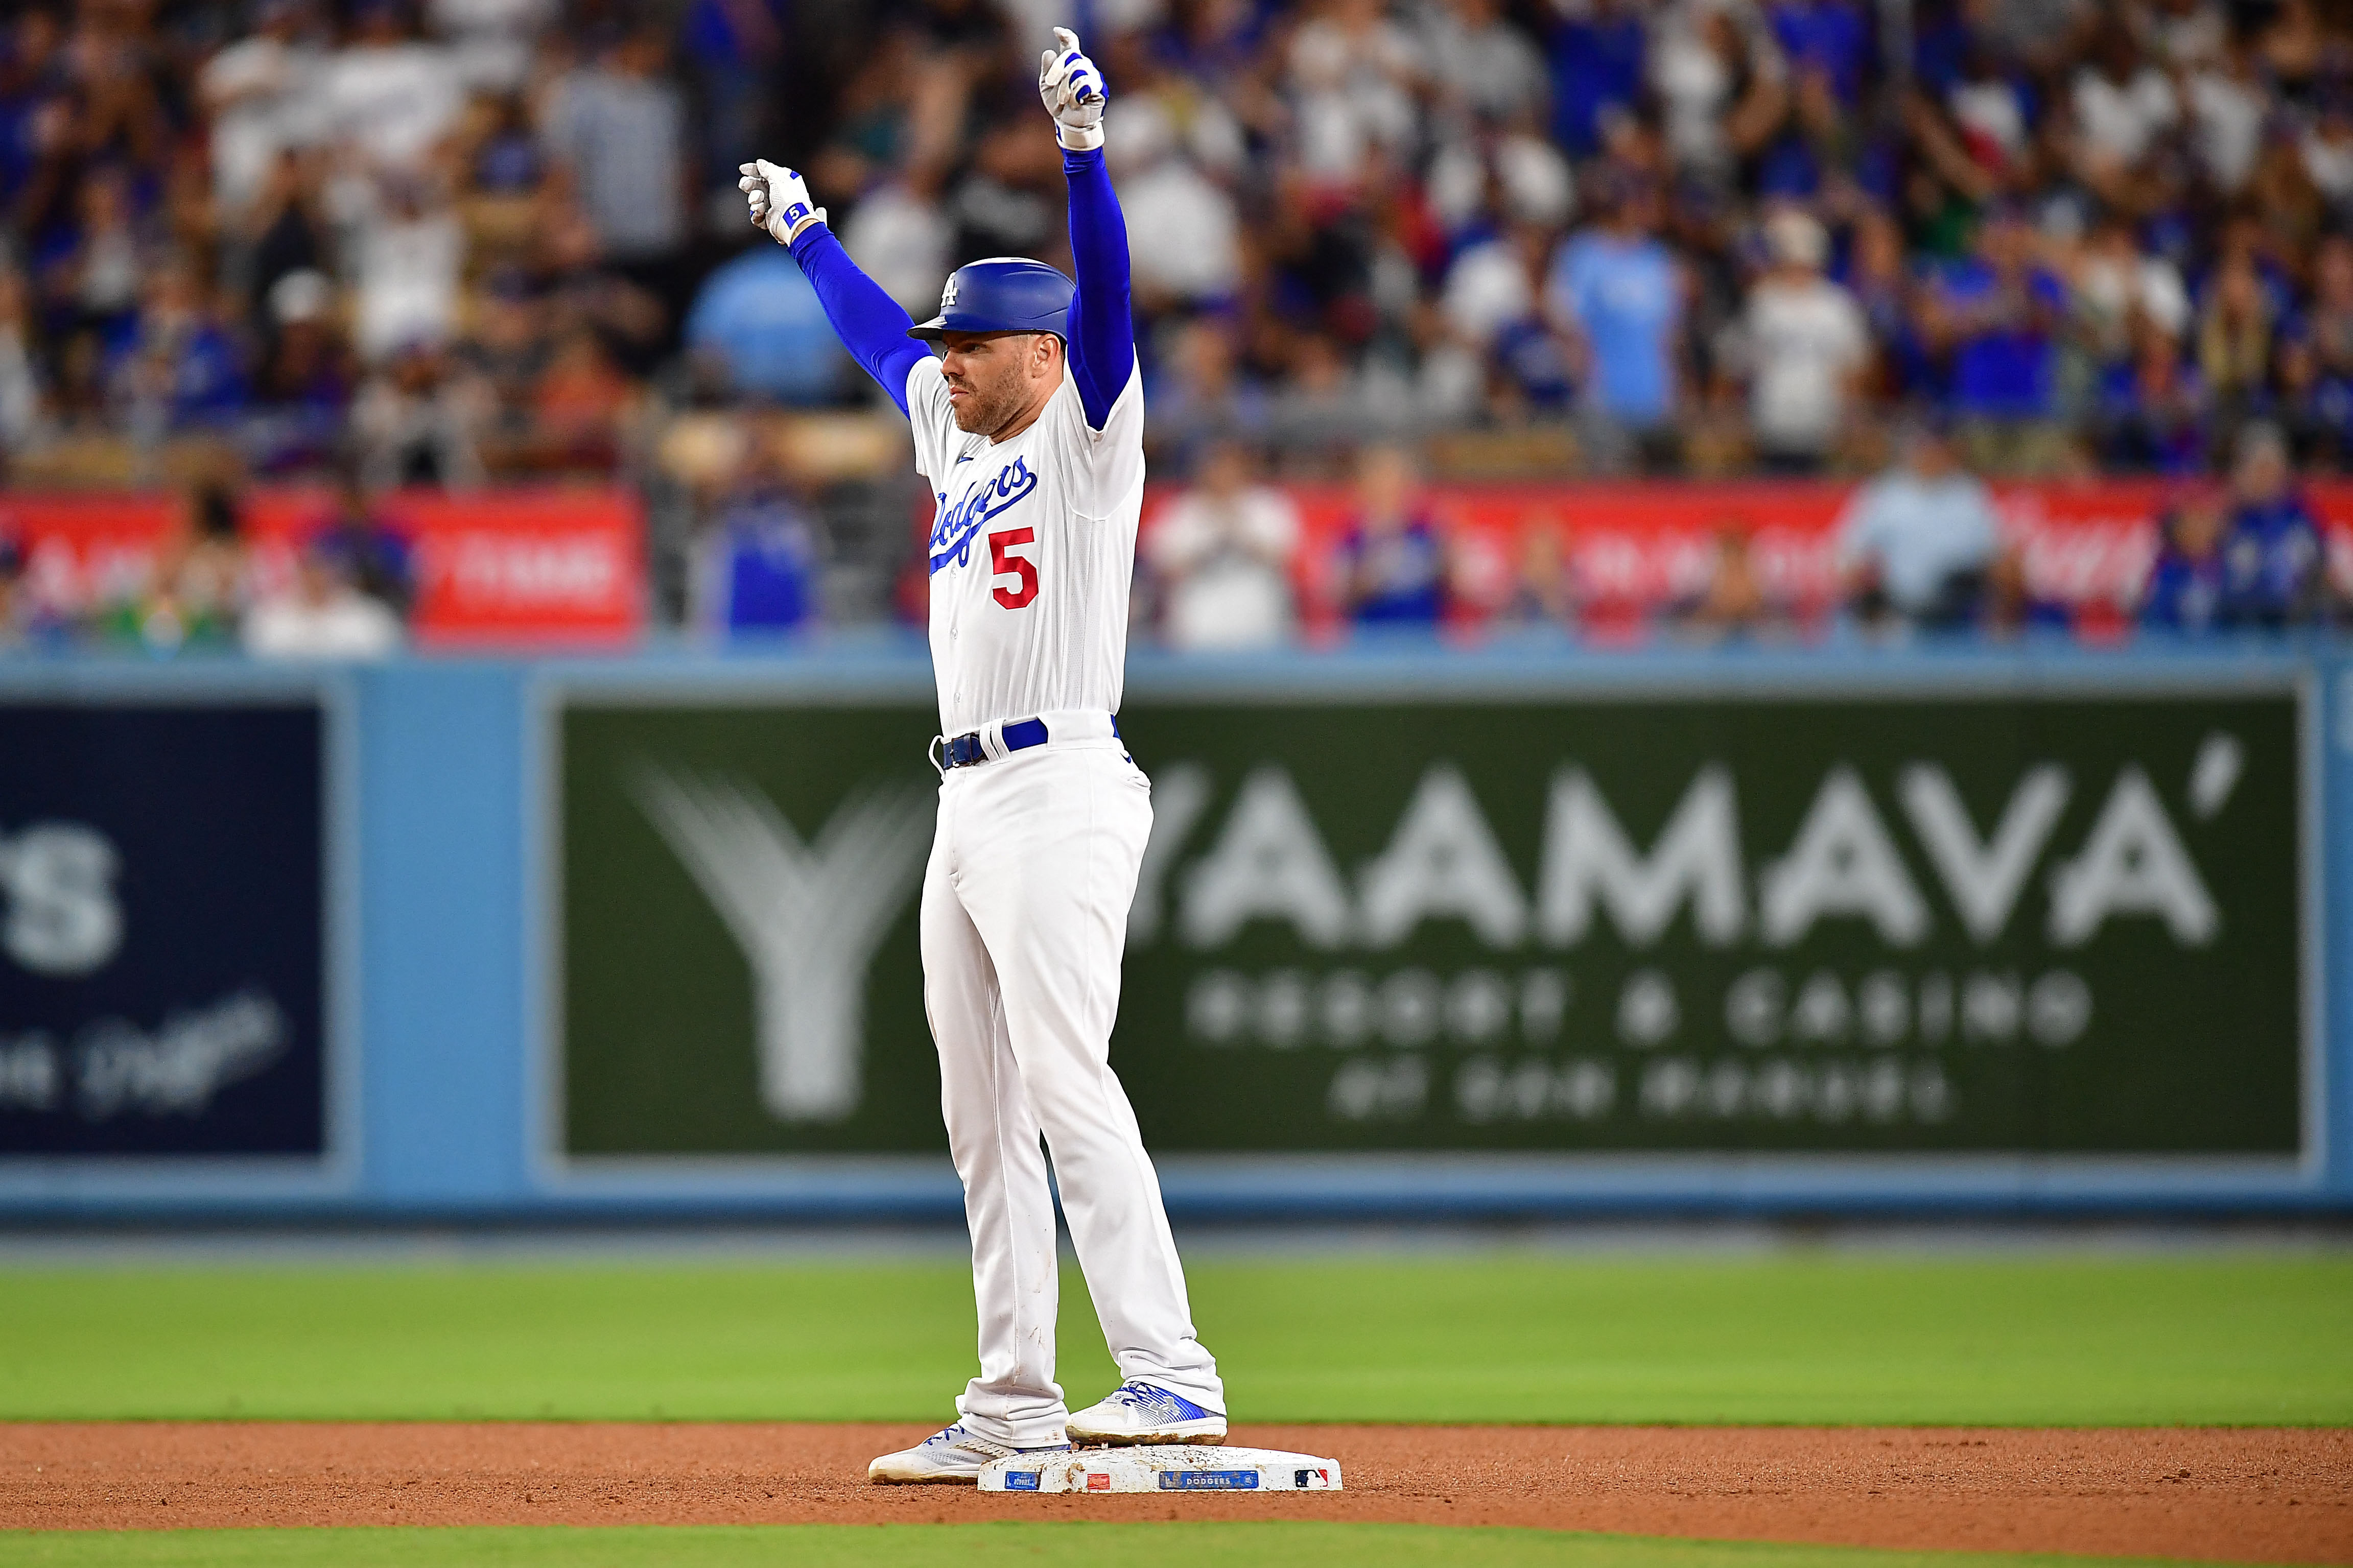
[738,159,825,246]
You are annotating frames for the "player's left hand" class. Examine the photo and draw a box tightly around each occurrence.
[738,159,826,245]
[1038,26,1105,152]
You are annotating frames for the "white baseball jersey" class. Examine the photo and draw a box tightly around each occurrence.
[903,352,1146,737]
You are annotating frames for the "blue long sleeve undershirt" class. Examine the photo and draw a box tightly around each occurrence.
[788,224,930,418]
[788,145,1135,430]
[1062,146,1135,431]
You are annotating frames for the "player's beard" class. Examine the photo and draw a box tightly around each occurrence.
[946,341,1041,436]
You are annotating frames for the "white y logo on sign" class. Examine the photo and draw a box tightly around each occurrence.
[631,766,929,1122]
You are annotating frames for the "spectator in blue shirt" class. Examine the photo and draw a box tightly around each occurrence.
[250,270,356,474]
[1835,419,2002,629]
[1335,444,1451,627]
[2095,325,2206,474]
[700,467,819,635]
[1547,0,1646,157]
[1922,207,2073,474]
[312,475,415,619]
[680,0,784,186]
[1548,179,1684,471]
[685,244,848,405]
[2140,483,2231,632]
[1909,0,1971,96]
[2218,424,2333,626]
[0,12,66,217]
[111,259,248,432]
[2277,330,2353,470]
[1770,0,1868,105]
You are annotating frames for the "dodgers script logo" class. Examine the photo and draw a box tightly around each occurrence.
[929,456,1039,576]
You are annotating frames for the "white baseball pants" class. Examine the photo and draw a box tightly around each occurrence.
[920,721,1222,1447]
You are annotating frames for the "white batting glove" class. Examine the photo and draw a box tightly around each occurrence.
[1038,26,1105,152]
[737,159,826,245]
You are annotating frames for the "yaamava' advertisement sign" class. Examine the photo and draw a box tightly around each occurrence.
[555,681,2305,1162]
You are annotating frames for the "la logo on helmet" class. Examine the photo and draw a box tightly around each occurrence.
[941,275,959,310]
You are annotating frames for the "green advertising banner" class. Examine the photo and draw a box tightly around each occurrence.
[555,681,2308,1162]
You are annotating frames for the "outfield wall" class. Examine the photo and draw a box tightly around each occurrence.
[3,642,2349,1221]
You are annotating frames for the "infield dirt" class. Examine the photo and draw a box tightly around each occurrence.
[3,1423,2346,1563]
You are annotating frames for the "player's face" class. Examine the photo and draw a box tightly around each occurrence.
[937,331,1060,437]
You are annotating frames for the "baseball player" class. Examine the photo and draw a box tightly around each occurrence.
[739,28,1225,1484]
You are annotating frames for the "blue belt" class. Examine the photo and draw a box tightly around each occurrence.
[940,715,1120,770]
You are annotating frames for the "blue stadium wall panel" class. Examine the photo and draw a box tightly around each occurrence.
[0,643,2347,1221]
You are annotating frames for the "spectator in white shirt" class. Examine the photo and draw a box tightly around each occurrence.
[352,343,485,489]
[1727,210,1869,471]
[427,0,554,93]
[2067,216,2190,366]
[352,173,461,360]
[1651,0,1786,185]
[1442,225,1539,349]
[1836,421,2003,628]
[1286,0,1424,184]
[2187,43,2267,194]
[841,176,953,320]
[2302,98,2353,211]
[1426,124,1576,237]
[1948,51,2033,179]
[244,544,404,659]
[2147,0,2228,70]
[199,0,325,219]
[544,27,689,266]
[1422,0,1550,126]
[1148,443,1302,651]
[2069,30,2177,204]
[1110,96,1242,308]
[317,0,459,175]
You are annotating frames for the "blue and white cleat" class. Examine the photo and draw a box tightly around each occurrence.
[1065,1381,1227,1446]
[867,1423,1071,1484]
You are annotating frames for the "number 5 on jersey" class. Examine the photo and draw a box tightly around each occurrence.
[989,527,1039,609]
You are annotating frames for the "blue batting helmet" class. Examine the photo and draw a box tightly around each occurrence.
[907,257,1074,342]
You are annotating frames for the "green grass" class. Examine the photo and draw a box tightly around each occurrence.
[2,1255,2347,1424]
[0,1526,2276,1568]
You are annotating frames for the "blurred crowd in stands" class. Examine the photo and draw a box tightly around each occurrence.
[0,478,417,654]
[1138,415,2340,648]
[0,0,2348,652]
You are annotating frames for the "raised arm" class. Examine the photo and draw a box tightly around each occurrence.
[1063,148,1133,431]
[1038,28,1132,431]
[790,226,932,417]
[740,160,931,417]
